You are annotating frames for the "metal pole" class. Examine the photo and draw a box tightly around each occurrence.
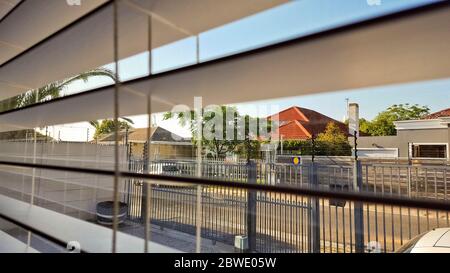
[353,131,365,252]
[195,95,203,253]
[306,133,320,252]
[143,13,153,249]
[407,142,412,198]
[30,92,39,206]
[111,0,120,253]
[28,89,40,249]
[309,152,320,253]
[247,160,257,252]
[143,17,153,251]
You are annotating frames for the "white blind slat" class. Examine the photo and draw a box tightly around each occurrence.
[0,5,449,132]
[0,0,287,100]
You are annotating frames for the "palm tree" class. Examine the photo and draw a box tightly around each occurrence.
[0,68,116,140]
[0,67,115,111]
[89,117,135,141]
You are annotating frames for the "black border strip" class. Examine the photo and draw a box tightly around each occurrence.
[0,0,113,68]
[1,160,450,211]
[0,1,449,116]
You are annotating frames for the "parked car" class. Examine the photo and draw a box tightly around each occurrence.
[396,228,450,253]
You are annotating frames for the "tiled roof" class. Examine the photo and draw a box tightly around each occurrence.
[130,127,189,142]
[268,106,349,140]
[269,106,309,122]
[422,108,450,119]
[277,120,311,140]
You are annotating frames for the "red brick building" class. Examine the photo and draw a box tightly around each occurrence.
[268,106,348,140]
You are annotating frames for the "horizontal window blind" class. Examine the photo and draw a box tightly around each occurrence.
[0,3,449,131]
[0,0,449,253]
[0,0,287,100]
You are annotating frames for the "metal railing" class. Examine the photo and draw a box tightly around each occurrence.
[123,159,450,253]
[1,159,450,253]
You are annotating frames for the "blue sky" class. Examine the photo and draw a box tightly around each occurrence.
[233,78,450,122]
[58,0,448,140]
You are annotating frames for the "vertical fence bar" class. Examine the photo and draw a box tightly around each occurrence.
[354,161,365,252]
[195,95,203,253]
[310,162,321,253]
[247,160,257,252]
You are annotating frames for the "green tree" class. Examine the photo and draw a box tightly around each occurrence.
[359,118,372,135]
[344,104,430,136]
[316,122,352,156]
[279,139,314,155]
[0,68,115,112]
[344,117,376,136]
[164,106,241,159]
[90,117,134,140]
[366,104,430,136]
[275,123,351,156]
[234,115,272,161]
[163,106,271,160]
[0,68,116,141]
[0,129,51,142]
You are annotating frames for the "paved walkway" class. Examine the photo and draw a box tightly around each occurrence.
[119,221,235,253]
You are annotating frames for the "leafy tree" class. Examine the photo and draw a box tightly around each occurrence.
[344,104,430,136]
[279,122,351,156]
[316,122,347,143]
[278,139,314,155]
[316,122,352,156]
[90,117,134,140]
[364,112,397,136]
[366,104,429,136]
[163,106,271,160]
[358,118,371,135]
[234,115,272,161]
[164,106,240,158]
[383,104,430,120]
[0,129,52,142]
[0,68,116,141]
[0,68,115,112]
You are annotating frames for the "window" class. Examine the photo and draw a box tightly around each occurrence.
[411,144,448,159]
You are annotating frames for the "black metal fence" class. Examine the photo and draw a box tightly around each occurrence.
[125,159,450,253]
[126,160,311,252]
